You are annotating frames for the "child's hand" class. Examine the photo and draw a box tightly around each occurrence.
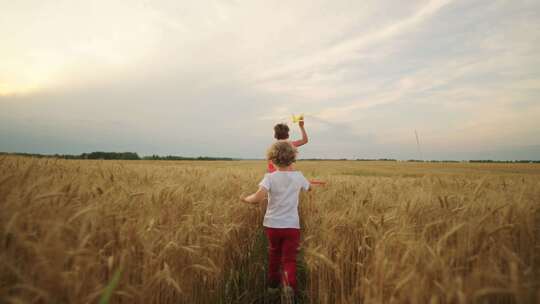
[239,193,249,203]
[299,120,304,128]
[309,180,326,186]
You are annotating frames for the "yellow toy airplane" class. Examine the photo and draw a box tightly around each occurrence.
[292,114,304,123]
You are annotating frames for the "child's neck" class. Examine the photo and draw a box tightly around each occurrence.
[276,165,294,171]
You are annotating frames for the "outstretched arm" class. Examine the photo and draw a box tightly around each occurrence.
[292,120,308,147]
[241,187,268,204]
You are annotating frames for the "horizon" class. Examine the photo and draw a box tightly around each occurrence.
[3,149,540,162]
[1,1,539,160]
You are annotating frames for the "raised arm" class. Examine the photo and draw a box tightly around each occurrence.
[292,120,308,147]
[241,187,268,204]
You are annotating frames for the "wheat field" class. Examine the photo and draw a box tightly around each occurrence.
[0,156,539,303]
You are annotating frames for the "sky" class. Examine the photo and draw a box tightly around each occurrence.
[1,0,539,160]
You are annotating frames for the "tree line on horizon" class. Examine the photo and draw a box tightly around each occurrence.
[0,152,538,163]
[0,152,235,161]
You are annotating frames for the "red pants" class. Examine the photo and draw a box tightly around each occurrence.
[264,227,300,291]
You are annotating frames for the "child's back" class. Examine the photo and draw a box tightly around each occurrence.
[260,171,310,228]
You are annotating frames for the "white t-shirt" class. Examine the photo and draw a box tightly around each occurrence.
[259,171,310,229]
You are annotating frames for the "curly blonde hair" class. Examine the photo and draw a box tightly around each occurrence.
[267,141,297,168]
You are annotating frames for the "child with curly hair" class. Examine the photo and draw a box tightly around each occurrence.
[241,141,311,298]
[268,119,308,173]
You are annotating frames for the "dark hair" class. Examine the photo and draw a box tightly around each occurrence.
[267,141,297,167]
[274,123,289,140]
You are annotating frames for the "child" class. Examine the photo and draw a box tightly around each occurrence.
[268,119,308,173]
[241,141,311,297]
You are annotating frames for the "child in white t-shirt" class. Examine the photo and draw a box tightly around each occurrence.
[241,141,310,296]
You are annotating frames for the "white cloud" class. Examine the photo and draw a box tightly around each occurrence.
[0,1,164,95]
